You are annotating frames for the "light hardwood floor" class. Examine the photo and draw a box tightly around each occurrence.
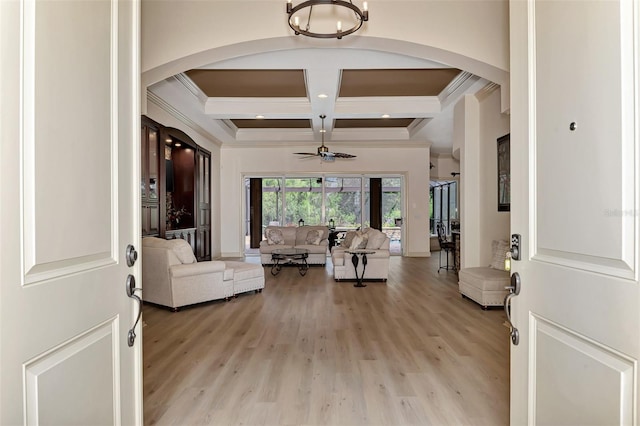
[143,255,510,426]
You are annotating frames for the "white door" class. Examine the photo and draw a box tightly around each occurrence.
[510,0,639,423]
[0,0,142,424]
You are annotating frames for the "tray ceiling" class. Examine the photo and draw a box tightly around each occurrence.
[148,49,494,152]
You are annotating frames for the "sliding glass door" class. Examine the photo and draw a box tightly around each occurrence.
[284,178,323,226]
[430,180,458,236]
[324,177,362,230]
[245,174,403,255]
[262,178,283,226]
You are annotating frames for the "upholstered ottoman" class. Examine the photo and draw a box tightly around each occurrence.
[458,267,510,309]
[224,261,265,296]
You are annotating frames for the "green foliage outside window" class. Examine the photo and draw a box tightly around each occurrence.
[258,176,403,230]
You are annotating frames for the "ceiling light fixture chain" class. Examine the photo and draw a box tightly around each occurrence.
[286,0,369,39]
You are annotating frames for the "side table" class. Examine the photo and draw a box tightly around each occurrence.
[346,250,375,287]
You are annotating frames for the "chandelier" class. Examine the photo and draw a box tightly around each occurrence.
[286,0,369,39]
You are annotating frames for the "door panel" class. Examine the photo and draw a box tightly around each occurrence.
[25,0,115,281]
[0,0,141,423]
[25,321,118,425]
[510,0,639,423]
[532,316,635,425]
[534,0,634,278]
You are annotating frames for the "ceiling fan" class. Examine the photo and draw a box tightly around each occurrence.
[294,115,356,162]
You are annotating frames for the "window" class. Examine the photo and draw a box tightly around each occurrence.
[382,177,402,227]
[430,180,458,236]
[325,177,362,229]
[246,174,404,255]
[284,178,322,226]
[262,178,283,227]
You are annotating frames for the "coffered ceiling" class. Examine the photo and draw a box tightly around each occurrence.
[147,48,494,153]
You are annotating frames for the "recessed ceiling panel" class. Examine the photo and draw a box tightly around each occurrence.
[335,118,415,128]
[185,69,307,97]
[339,69,461,97]
[231,119,311,129]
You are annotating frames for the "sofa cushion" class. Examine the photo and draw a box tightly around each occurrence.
[224,261,264,281]
[364,228,388,250]
[266,228,286,245]
[264,226,297,246]
[295,226,328,246]
[305,229,322,245]
[296,243,328,254]
[490,239,510,270]
[168,239,197,264]
[458,267,510,291]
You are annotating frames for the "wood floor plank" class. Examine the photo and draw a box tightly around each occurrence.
[143,255,509,425]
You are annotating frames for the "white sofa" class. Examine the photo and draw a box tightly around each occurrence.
[458,239,510,309]
[259,225,329,265]
[331,228,391,281]
[142,237,264,310]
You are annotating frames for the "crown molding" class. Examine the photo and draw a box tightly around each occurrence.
[474,82,500,102]
[222,138,430,149]
[173,73,209,105]
[147,91,223,147]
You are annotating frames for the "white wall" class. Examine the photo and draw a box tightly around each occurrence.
[457,89,510,268]
[430,154,460,180]
[145,100,223,257]
[478,89,511,265]
[219,144,432,257]
[457,95,481,268]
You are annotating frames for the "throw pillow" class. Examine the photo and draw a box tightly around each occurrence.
[267,228,285,245]
[365,228,387,250]
[305,229,322,245]
[349,235,363,250]
[341,231,356,248]
[349,231,369,250]
[490,239,510,270]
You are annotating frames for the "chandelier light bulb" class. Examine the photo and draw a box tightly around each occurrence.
[337,21,342,32]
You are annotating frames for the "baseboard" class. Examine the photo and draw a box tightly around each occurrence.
[404,251,432,257]
[221,251,243,258]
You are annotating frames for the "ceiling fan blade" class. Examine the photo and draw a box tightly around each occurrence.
[294,152,319,156]
[332,152,357,158]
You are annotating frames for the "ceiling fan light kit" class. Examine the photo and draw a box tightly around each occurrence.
[286,0,369,39]
[294,114,356,162]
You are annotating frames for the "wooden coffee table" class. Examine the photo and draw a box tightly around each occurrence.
[271,248,310,276]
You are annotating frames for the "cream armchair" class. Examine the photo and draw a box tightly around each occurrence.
[331,228,390,281]
[142,237,234,310]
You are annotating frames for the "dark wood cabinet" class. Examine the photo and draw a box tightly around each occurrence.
[141,119,161,236]
[196,148,211,261]
[141,116,211,261]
